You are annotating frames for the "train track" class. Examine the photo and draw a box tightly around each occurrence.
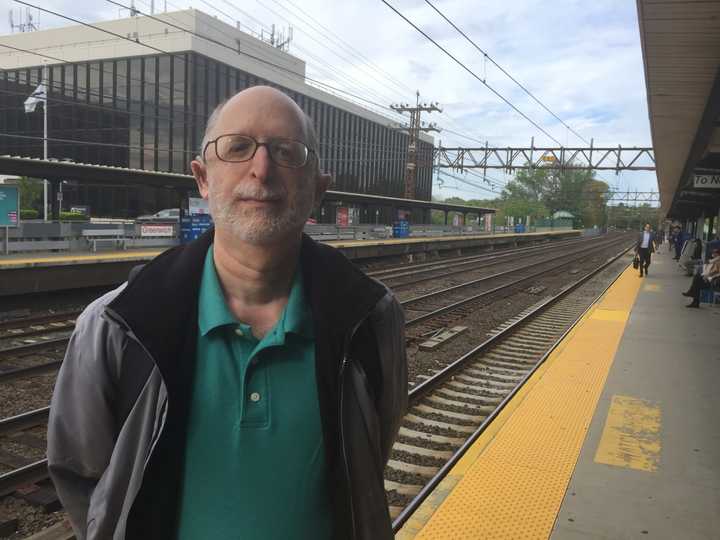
[368,236,595,289]
[400,235,629,334]
[0,311,80,336]
[387,244,633,529]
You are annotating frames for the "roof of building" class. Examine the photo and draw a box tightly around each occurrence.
[637,0,720,218]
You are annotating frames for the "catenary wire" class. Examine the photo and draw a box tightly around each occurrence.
[423,0,590,145]
[379,0,563,146]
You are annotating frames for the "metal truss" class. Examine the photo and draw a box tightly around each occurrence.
[606,191,659,204]
[435,145,656,173]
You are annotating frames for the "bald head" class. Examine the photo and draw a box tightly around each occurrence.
[200,86,318,162]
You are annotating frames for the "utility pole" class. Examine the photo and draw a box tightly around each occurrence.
[391,91,441,199]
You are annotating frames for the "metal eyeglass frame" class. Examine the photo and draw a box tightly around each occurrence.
[202,134,316,169]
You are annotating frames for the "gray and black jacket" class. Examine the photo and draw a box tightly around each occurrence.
[47,229,408,540]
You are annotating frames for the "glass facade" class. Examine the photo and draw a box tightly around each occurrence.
[0,51,433,219]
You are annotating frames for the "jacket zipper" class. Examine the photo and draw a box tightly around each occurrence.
[338,314,370,540]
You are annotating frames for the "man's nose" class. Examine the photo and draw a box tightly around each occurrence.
[248,145,273,181]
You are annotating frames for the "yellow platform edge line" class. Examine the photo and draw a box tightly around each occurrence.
[0,250,165,268]
[397,263,643,539]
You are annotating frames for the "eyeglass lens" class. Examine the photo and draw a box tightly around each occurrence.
[216,135,308,167]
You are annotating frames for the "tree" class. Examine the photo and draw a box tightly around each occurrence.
[17,176,43,211]
[499,165,609,228]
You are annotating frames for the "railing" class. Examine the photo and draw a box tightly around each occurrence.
[0,221,580,255]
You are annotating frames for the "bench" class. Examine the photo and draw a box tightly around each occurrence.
[81,229,127,252]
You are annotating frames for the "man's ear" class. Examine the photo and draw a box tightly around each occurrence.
[191,159,210,199]
[314,171,333,206]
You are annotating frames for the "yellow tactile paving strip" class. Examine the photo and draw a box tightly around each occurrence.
[399,264,642,540]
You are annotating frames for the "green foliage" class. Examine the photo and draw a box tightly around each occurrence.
[20,209,39,220]
[59,211,87,221]
[499,166,609,228]
[606,204,660,231]
[17,176,43,211]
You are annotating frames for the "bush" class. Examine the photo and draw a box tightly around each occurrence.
[60,211,87,221]
[20,209,39,220]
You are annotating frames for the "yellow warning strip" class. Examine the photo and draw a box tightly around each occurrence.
[0,250,164,268]
[398,264,642,539]
[594,395,661,472]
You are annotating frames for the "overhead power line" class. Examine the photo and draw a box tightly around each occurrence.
[423,0,590,145]
[380,0,563,146]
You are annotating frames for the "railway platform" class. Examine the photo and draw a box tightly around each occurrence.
[0,230,579,296]
[396,250,720,539]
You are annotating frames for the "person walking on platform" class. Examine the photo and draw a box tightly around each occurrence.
[635,223,656,277]
[47,86,408,540]
[682,247,720,308]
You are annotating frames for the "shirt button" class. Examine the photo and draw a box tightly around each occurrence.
[249,392,261,403]
[235,328,244,337]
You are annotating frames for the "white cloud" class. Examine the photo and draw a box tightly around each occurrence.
[0,0,658,198]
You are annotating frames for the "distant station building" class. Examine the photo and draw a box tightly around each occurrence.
[0,9,434,221]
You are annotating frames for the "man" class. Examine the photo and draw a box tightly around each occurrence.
[635,223,656,277]
[682,247,720,308]
[47,86,408,540]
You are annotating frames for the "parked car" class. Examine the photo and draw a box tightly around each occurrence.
[136,208,180,221]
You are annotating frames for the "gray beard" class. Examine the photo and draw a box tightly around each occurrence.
[208,181,313,245]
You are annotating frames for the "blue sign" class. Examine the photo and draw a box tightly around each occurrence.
[180,213,213,243]
[0,186,19,228]
[392,220,410,238]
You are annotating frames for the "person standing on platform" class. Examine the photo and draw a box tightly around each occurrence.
[635,223,656,277]
[47,86,408,540]
[682,247,720,307]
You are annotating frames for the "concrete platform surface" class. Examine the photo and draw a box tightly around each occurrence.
[552,251,720,540]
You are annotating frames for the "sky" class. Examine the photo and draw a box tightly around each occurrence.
[0,0,659,202]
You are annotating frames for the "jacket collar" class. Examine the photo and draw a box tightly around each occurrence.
[108,228,387,377]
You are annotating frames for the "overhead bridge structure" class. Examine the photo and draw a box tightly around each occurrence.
[434,145,656,173]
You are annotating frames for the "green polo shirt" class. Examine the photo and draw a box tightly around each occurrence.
[176,245,332,540]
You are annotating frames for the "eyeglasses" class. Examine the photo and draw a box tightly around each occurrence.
[203,134,315,168]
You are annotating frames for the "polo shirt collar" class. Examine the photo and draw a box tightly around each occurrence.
[199,245,237,337]
[198,244,313,340]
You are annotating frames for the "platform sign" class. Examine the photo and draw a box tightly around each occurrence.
[336,207,349,226]
[692,174,720,189]
[189,196,209,215]
[140,224,175,237]
[0,186,19,228]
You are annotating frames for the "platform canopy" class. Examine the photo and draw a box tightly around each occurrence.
[637,0,720,219]
[0,155,494,217]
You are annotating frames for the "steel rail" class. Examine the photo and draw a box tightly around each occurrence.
[392,245,633,531]
[0,310,81,332]
[380,237,605,289]
[0,407,50,436]
[367,236,590,279]
[0,337,70,362]
[0,361,63,383]
[403,236,628,326]
[0,459,49,497]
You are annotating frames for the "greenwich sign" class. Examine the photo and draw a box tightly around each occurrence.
[692,174,720,189]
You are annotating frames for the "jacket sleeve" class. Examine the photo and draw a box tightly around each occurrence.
[47,298,123,539]
[370,292,408,464]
